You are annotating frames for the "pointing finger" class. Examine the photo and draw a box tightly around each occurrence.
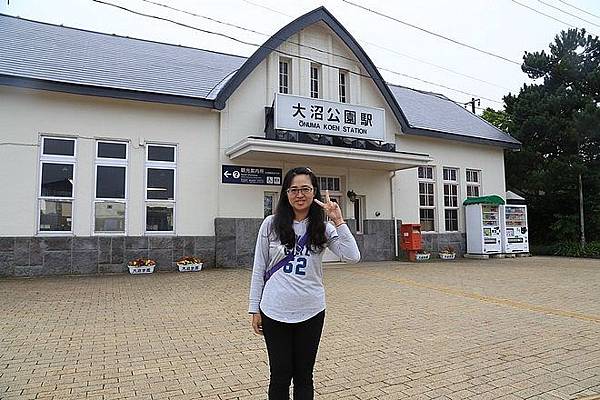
[325,189,331,203]
[313,199,325,208]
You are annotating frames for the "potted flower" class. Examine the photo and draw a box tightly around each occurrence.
[176,256,203,272]
[128,257,156,274]
[439,245,456,260]
[415,250,431,261]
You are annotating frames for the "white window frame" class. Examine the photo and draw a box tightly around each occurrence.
[417,166,436,232]
[317,176,341,193]
[37,136,77,235]
[145,144,177,234]
[310,63,321,99]
[339,70,348,103]
[279,58,291,94]
[94,140,128,235]
[443,167,460,232]
[466,169,481,198]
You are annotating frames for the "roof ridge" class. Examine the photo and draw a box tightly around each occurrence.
[386,82,448,99]
[0,12,249,60]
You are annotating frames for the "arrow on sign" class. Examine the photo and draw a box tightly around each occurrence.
[224,171,231,178]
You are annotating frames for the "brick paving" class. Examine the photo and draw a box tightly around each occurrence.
[1,256,599,400]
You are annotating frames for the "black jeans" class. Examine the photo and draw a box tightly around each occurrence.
[261,310,325,400]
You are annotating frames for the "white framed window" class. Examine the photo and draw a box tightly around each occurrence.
[317,176,340,192]
[279,58,290,94]
[339,70,348,103]
[145,144,176,233]
[264,191,279,218]
[417,166,435,232]
[38,136,76,233]
[466,169,481,198]
[443,167,459,232]
[310,64,321,99]
[94,141,128,234]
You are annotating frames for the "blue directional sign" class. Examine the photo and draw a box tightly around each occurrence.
[222,165,282,186]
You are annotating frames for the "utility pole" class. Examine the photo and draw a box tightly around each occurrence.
[464,98,480,113]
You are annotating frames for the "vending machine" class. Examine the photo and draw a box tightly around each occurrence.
[500,205,529,253]
[465,202,503,254]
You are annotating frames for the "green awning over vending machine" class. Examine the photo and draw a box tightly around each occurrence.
[462,195,506,206]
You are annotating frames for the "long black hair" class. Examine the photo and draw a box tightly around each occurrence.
[272,167,327,252]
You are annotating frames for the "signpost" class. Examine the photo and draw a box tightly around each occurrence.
[222,165,282,186]
[274,93,385,141]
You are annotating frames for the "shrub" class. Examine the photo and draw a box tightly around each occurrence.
[552,241,600,258]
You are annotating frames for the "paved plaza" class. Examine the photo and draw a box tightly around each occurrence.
[1,257,599,400]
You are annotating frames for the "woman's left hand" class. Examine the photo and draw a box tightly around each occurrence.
[314,190,345,226]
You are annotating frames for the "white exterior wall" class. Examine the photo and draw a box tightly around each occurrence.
[394,134,506,232]
[218,22,404,221]
[0,20,509,240]
[0,86,220,236]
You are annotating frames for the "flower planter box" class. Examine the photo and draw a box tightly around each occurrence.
[415,253,430,261]
[128,265,155,274]
[439,252,456,260]
[178,263,203,272]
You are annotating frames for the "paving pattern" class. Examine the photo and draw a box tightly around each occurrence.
[1,256,599,399]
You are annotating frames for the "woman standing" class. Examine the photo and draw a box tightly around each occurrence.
[248,166,360,400]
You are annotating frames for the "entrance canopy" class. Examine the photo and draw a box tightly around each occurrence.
[225,137,432,171]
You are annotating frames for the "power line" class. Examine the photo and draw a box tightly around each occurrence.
[511,0,575,27]
[537,0,600,29]
[92,0,257,47]
[557,0,600,20]
[148,0,511,91]
[361,41,512,91]
[90,1,388,84]
[234,1,513,93]
[340,0,555,78]
[241,0,294,18]
[123,0,506,108]
[137,0,361,67]
[378,67,501,103]
[340,0,522,66]
[144,0,510,95]
[96,0,503,104]
[140,0,267,37]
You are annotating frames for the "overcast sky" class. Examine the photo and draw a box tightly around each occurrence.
[2,0,600,112]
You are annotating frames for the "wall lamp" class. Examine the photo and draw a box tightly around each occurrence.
[347,190,357,202]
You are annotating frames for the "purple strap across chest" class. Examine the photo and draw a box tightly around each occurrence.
[263,232,309,283]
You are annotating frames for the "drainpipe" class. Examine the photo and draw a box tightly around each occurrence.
[390,170,399,258]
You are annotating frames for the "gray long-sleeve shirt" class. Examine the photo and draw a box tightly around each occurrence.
[248,215,360,323]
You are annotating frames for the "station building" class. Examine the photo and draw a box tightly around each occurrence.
[0,7,520,276]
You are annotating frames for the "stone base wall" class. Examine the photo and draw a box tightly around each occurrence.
[0,218,406,276]
[0,236,216,277]
[352,219,396,262]
[214,218,397,267]
[421,232,467,257]
[214,218,263,268]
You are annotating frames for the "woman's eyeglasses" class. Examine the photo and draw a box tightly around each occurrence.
[286,186,314,196]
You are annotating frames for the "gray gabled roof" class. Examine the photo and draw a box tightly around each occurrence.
[389,85,521,148]
[0,12,520,149]
[0,13,246,107]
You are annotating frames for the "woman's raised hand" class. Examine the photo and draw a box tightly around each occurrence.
[314,190,345,227]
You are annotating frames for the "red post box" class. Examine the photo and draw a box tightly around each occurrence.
[400,224,422,261]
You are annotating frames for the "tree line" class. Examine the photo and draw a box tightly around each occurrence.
[482,28,600,250]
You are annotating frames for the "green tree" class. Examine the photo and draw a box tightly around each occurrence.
[483,29,600,245]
